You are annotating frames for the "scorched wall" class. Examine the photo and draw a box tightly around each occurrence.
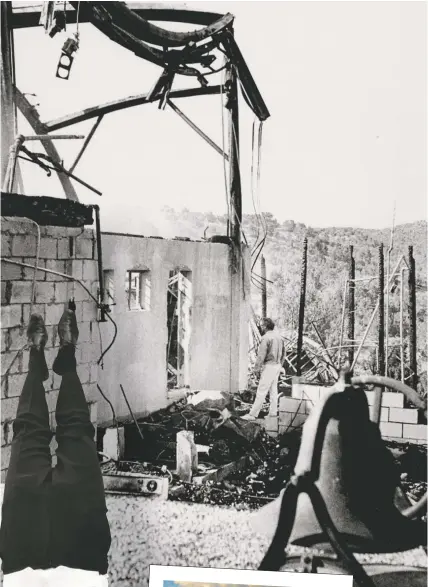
[98,233,250,424]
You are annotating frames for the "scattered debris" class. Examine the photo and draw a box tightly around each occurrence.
[102,396,427,512]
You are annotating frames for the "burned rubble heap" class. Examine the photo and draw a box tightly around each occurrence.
[100,391,427,511]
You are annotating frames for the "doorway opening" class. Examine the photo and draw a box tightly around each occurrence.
[167,269,192,390]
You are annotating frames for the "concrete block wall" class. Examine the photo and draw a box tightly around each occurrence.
[262,382,427,445]
[1,219,100,479]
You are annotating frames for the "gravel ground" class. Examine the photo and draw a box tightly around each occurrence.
[106,495,270,586]
[106,495,427,587]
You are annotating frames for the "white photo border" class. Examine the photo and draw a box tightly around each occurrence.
[149,564,353,587]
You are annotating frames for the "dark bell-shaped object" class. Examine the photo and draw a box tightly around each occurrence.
[255,383,427,557]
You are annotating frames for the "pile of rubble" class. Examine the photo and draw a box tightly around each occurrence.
[101,392,427,510]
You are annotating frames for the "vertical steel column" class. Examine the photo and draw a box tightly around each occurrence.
[226,57,242,246]
[261,254,267,319]
[373,244,385,424]
[296,238,308,376]
[408,246,418,391]
[347,245,355,367]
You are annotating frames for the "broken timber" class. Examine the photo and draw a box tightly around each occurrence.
[1,192,94,227]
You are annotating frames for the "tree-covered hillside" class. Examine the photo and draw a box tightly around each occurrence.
[162,207,427,391]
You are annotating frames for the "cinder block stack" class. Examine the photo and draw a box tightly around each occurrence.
[262,381,427,444]
[1,220,101,479]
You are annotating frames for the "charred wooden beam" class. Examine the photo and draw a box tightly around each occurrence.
[14,88,79,201]
[11,3,224,30]
[45,85,223,131]
[1,192,94,227]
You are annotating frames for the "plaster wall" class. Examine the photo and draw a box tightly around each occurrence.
[98,233,250,424]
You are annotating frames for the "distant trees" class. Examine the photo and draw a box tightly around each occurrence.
[160,206,427,393]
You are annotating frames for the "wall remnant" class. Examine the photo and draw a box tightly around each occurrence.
[261,380,427,444]
[1,219,100,477]
[98,232,250,424]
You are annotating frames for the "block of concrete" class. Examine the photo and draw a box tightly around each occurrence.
[263,415,278,432]
[279,396,306,414]
[301,386,321,404]
[402,424,427,441]
[369,405,389,422]
[389,408,418,424]
[103,427,125,461]
[381,392,404,408]
[379,422,403,438]
[176,430,198,482]
[279,412,307,429]
[11,235,36,257]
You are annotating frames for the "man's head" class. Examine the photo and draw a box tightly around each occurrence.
[260,317,275,334]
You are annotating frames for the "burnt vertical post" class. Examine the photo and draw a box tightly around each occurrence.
[378,244,385,375]
[373,244,385,424]
[94,205,106,322]
[296,238,308,376]
[347,245,355,367]
[226,58,242,246]
[1,2,15,185]
[261,254,267,319]
[408,246,418,391]
[225,50,243,394]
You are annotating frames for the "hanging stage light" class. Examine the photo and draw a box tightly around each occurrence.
[56,35,79,80]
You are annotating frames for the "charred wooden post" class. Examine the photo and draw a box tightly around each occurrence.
[225,59,242,246]
[296,238,308,376]
[378,244,385,375]
[261,254,267,319]
[408,246,418,391]
[94,205,107,322]
[1,2,16,186]
[347,245,356,367]
[373,244,385,424]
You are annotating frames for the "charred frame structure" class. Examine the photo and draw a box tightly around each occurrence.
[2,1,270,248]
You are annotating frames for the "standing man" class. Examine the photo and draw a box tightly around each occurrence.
[243,318,285,420]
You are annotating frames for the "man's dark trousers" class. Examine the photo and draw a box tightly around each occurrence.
[0,346,111,575]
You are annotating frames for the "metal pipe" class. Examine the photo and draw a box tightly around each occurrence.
[69,116,104,174]
[23,134,84,140]
[351,374,426,412]
[408,246,418,391]
[347,246,355,366]
[400,266,405,382]
[351,255,405,371]
[296,237,308,376]
[2,134,24,192]
[261,254,267,319]
[94,205,106,322]
[167,100,229,161]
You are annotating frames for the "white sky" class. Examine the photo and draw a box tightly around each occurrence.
[12,0,427,233]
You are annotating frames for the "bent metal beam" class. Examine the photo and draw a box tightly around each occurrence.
[11,3,224,30]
